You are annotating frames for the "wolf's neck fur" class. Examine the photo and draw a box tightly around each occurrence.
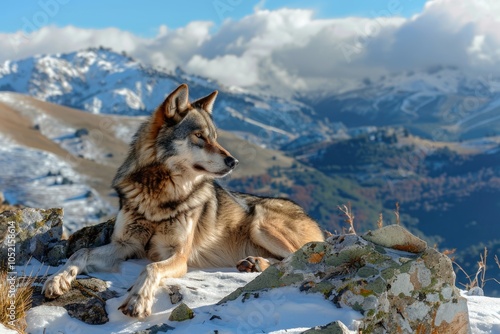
[116,162,212,222]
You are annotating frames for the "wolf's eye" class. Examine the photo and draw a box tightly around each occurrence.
[195,133,202,138]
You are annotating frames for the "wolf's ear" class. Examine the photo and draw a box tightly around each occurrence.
[193,91,218,114]
[163,84,190,119]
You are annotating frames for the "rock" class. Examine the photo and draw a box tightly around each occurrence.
[133,323,175,334]
[0,191,4,204]
[219,225,470,334]
[467,287,484,296]
[46,241,68,266]
[362,225,427,253]
[302,320,350,333]
[167,284,183,305]
[33,277,118,325]
[0,208,65,265]
[66,217,115,257]
[168,302,194,322]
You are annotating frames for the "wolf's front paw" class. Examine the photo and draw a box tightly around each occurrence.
[43,273,73,298]
[118,292,154,318]
[236,256,270,272]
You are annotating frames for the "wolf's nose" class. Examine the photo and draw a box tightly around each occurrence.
[224,156,239,168]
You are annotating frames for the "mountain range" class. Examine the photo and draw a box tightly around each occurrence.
[1,48,499,296]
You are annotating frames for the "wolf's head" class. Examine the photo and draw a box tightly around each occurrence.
[148,84,238,178]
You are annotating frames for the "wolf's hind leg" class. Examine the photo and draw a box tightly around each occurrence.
[236,213,296,273]
[43,241,141,298]
[237,201,323,273]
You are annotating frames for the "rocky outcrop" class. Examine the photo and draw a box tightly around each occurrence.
[0,207,66,266]
[220,225,471,334]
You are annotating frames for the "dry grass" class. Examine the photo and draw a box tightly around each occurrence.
[452,247,500,291]
[394,202,400,225]
[0,269,35,333]
[338,202,356,234]
[377,213,384,229]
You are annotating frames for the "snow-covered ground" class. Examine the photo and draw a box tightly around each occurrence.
[13,260,500,334]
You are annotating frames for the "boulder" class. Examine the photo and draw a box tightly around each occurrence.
[0,208,66,265]
[219,225,470,334]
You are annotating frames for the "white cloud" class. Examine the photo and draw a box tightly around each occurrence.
[1,0,500,95]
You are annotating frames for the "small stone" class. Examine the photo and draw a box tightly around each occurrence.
[46,242,68,266]
[467,287,484,296]
[362,225,427,253]
[302,320,351,333]
[133,323,175,334]
[167,285,183,304]
[168,302,194,322]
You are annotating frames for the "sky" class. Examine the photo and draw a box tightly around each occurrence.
[1,0,428,36]
[0,0,499,94]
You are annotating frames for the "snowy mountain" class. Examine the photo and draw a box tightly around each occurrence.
[0,48,330,149]
[307,66,500,141]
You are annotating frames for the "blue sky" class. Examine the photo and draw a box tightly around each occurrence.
[2,0,428,36]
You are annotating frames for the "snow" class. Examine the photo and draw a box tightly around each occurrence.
[0,324,17,334]
[14,259,500,334]
[18,259,362,334]
[464,292,500,333]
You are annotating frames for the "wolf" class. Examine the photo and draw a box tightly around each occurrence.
[43,84,325,318]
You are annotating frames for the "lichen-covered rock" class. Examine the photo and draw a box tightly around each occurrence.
[0,208,65,265]
[302,320,350,334]
[66,217,115,257]
[220,225,470,334]
[168,302,194,322]
[33,277,117,325]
